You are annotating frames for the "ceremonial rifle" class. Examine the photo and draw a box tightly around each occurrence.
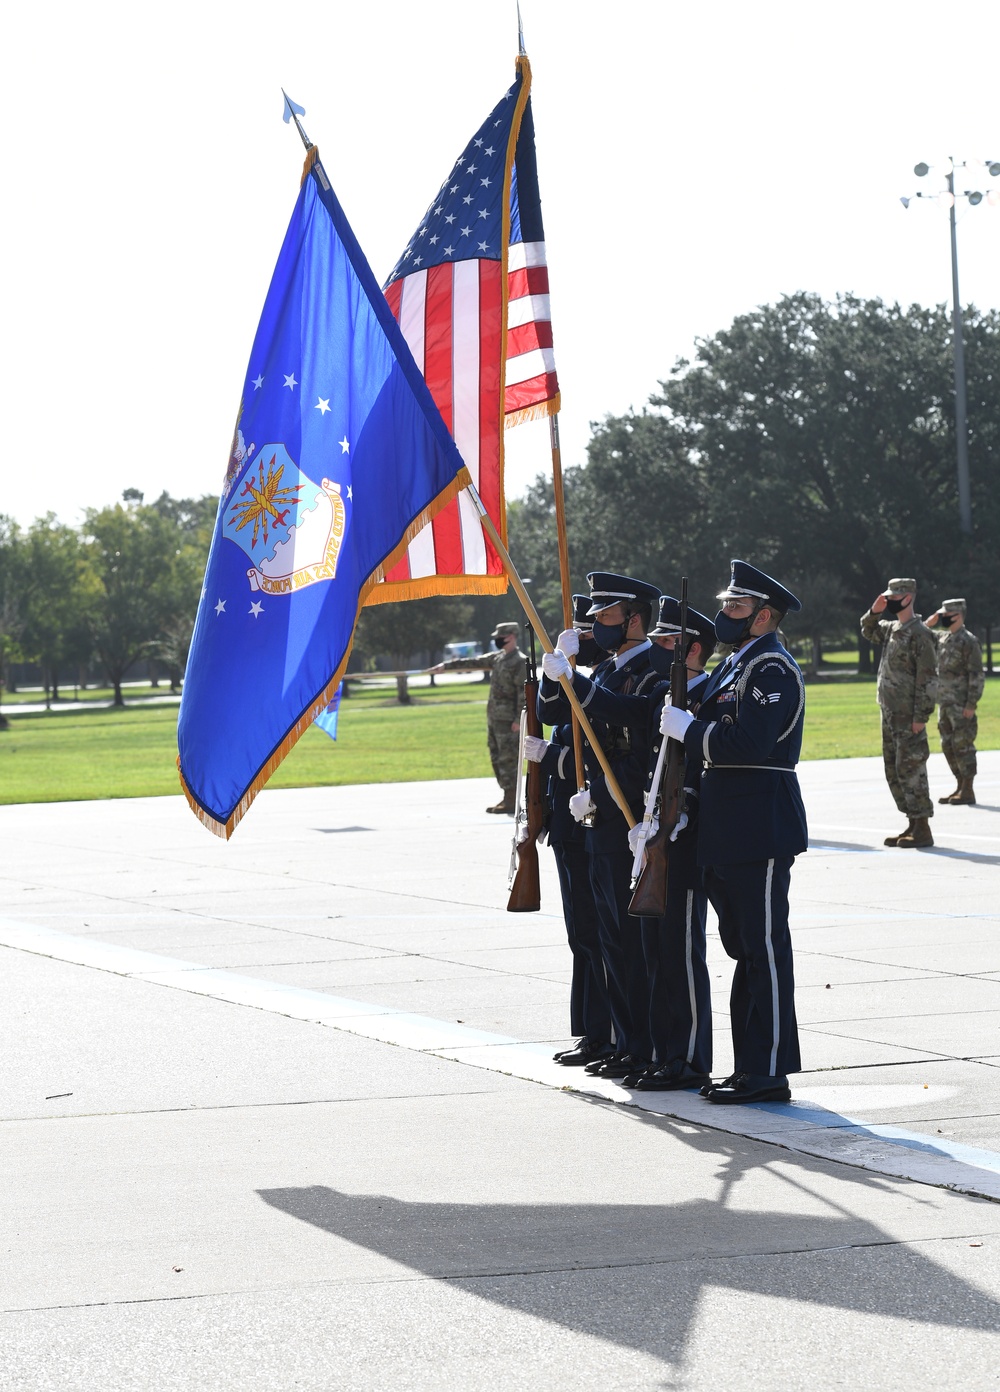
[628,578,689,918]
[507,626,544,912]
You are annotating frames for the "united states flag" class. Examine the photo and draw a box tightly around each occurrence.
[367,55,559,603]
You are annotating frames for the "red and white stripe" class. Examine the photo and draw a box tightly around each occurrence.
[376,242,557,594]
[382,260,505,587]
[505,240,559,421]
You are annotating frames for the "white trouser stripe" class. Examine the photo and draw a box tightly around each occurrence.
[684,889,697,1063]
[764,858,780,1075]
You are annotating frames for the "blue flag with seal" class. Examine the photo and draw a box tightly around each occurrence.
[178,148,470,838]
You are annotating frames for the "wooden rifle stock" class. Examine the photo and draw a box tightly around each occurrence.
[628,580,689,919]
[507,629,545,912]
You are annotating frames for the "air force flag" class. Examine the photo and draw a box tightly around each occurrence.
[178,153,470,837]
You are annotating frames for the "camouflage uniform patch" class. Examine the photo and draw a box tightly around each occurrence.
[933,625,984,779]
[861,609,938,818]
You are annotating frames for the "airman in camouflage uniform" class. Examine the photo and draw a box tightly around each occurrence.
[433,621,526,813]
[861,578,938,848]
[926,598,984,805]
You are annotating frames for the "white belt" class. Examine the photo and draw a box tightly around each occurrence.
[705,764,795,772]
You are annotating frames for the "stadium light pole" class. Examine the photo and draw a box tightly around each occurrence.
[901,157,1000,535]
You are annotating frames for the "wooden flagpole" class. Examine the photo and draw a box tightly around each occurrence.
[549,414,587,793]
[465,483,636,829]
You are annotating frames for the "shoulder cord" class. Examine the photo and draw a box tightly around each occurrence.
[733,651,805,743]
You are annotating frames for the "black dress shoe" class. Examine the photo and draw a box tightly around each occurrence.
[700,1071,739,1098]
[705,1072,791,1105]
[635,1062,712,1092]
[590,1053,648,1080]
[584,1051,624,1075]
[555,1041,614,1067]
[622,1067,655,1087]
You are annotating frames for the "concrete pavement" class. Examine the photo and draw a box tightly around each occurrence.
[1,750,998,1388]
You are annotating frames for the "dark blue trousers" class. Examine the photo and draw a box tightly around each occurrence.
[588,847,651,1061]
[639,834,712,1072]
[704,856,801,1077]
[552,839,611,1044]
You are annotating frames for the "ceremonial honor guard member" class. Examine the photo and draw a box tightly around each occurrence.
[860,580,938,847]
[539,572,662,1080]
[433,622,526,814]
[925,598,984,806]
[627,596,717,1092]
[526,597,612,1067]
[659,561,807,1105]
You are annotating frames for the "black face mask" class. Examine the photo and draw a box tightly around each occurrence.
[592,619,628,653]
[714,607,758,646]
[937,612,957,627]
[647,641,674,675]
[575,634,603,667]
[883,597,906,615]
[493,636,507,649]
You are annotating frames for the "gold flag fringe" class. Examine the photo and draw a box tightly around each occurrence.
[363,573,509,605]
[177,467,473,840]
[504,393,561,431]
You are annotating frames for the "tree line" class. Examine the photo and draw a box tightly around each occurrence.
[2,293,996,718]
[502,292,1000,672]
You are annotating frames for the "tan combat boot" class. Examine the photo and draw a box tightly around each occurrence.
[938,784,962,804]
[884,821,913,847]
[897,817,933,848]
[486,789,516,814]
[951,778,976,805]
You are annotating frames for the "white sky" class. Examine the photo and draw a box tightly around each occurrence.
[2,0,998,530]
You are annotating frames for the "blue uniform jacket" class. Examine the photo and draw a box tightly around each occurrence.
[539,724,583,846]
[538,646,660,855]
[641,668,709,849]
[682,634,808,867]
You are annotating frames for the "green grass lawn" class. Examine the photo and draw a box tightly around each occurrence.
[1,676,998,805]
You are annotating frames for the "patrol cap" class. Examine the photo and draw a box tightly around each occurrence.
[884,578,916,597]
[585,571,661,618]
[572,594,593,630]
[650,595,717,649]
[491,621,520,639]
[939,597,966,613]
[716,559,801,614]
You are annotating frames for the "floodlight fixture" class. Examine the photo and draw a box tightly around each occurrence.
[989,161,1000,177]
[900,196,910,208]
[914,162,929,177]
[968,190,984,206]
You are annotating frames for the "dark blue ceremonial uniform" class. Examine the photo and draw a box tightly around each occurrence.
[639,667,714,1075]
[539,643,661,1060]
[539,726,611,1047]
[683,631,807,1078]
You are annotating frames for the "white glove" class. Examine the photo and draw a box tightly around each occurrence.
[556,628,580,657]
[542,649,572,682]
[627,816,659,855]
[517,821,533,844]
[669,811,689,842]
[569,789,596,823]
[524,735,549,763]
[659,705,694,740]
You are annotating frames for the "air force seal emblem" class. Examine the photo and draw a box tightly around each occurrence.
[222,444,347,596]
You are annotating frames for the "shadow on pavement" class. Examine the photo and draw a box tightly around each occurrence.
[258,1111,1000,1367]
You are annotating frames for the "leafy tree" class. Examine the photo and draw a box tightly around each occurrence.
[81,496,185,706]
[353,594,473,702]
[658,293,1000,639]
[0,516,25,728]
[19,517,92,705]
